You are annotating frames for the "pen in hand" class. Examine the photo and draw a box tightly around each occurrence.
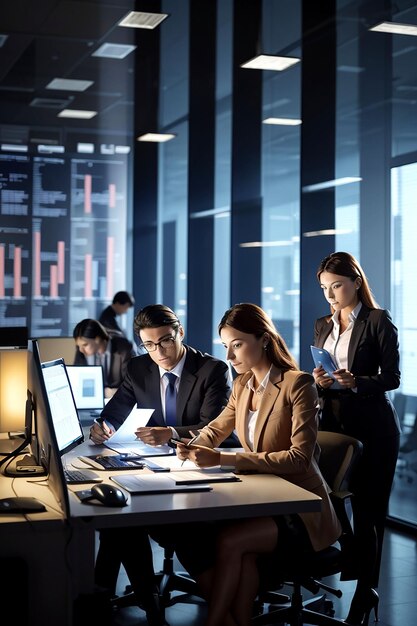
[180,433,200,466]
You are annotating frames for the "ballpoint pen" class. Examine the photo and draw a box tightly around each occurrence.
[181,433,200,466]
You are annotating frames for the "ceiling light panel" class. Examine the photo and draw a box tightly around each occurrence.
[46,78,93,92]
[137,133,176,142]
[263,117,302,126]
[370,22,417,36]
[119,11,168,29]
[58,109,97,119]
[241,54,300,71]
[92,43,136,59]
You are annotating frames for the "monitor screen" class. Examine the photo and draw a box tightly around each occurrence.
[41,359,84,455]
[66,365,104,410]
[28,340,70,517]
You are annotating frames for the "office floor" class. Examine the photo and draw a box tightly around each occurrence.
[109,527,417,626]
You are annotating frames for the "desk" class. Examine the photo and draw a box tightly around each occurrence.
[1,442,321,625]
[0,466,70,626]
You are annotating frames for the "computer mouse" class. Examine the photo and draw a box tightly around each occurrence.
[90,483,128,507]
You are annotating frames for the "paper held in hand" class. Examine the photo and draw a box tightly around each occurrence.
[103,407,174,457]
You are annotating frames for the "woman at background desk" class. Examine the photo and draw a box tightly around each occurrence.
[73,318,134,398]
[314,251,400,626]
[176,303,341,626]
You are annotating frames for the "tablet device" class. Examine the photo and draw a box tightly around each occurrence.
[310,346,338,379]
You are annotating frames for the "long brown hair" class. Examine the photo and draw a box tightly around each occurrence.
[218,303,298,371]
[316,251,379,311]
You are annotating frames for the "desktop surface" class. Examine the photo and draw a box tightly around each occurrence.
[65,440,322,528]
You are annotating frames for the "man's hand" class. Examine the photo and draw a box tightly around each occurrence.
[135,426,171,446]
[89,419,114,445]
[176,442,221,468]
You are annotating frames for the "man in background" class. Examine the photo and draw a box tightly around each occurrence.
[99,290,134,337]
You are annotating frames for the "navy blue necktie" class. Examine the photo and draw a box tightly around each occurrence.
[164,372,177,426]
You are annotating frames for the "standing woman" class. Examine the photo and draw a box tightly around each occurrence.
[314,252,400,625]
[176,303,341,626]
[73,318,134,398]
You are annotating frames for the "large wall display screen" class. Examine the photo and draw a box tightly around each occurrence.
[0,152,128,335]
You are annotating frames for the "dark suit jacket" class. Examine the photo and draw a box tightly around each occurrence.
[314,305,401,439]
[73,335,134,389]
[101,344,231,438]
[99,305,123,336]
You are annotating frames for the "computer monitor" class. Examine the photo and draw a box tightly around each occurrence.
[41,359,85,455]
[27,339,70,516]
[66,365,105,411]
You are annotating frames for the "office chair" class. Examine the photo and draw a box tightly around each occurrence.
[252,431,363,626]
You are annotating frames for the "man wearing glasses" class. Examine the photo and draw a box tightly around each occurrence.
[88,304,231,625]
[89,303,231,445]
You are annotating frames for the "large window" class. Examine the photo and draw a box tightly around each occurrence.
[261,0,301,357]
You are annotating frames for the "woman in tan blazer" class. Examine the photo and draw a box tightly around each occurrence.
[177,303,341,626]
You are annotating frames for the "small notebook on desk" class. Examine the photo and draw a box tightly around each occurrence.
[172,470,241,485]
[111,473,212,495]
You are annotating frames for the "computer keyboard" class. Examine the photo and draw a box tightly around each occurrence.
[78,453,144,471]
[63,467,101,484]
[97,455,144,469]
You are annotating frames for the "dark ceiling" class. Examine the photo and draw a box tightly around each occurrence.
[0,0,161,146]
[1,1,417,150]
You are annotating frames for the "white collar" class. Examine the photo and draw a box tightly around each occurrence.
[246,365,272,395]
[332,301,362,326]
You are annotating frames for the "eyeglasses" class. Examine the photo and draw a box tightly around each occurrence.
[140,330,179,353]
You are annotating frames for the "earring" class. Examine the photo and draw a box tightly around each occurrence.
[263,344,268,350]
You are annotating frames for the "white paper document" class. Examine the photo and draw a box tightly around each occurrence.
[103,407,174,457]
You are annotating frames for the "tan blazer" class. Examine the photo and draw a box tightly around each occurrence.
[196,366,341,552]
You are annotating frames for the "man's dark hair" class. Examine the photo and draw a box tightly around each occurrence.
[134,304,180,337]
[112,291,134,306]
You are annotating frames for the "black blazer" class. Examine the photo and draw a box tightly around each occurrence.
[314,305,401,439]
[73,335,134,389]
[101,344,231,438]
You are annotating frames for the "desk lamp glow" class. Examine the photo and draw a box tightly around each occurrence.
[0,327,28,454]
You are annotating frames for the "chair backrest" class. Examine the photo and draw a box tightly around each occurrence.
[317,431,363,493]
[36,337,76,365]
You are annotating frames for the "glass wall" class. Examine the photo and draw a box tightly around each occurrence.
[261,0,302,357]
[158,1,190,328]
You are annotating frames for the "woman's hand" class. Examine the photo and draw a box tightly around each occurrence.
[135,426,172,446]
[313,366,334,389]
[333,369,356,389]
[176,442,221,468]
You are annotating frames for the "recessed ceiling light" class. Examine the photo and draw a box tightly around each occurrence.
[302,177,362,192]
[37,145,65,154]
[119,11,168,29]
[303,229,353,237]
[46,78,94,92]
[92,43,136,59]
[58,109,97,119]
[1,144,28,153]
[263,117,302,126]
[241,54,300,71]
[369,21,417,36]
[77,143,94,154]
[137,133,176,143]
[239,240,294,248]
[115,145,131,154]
